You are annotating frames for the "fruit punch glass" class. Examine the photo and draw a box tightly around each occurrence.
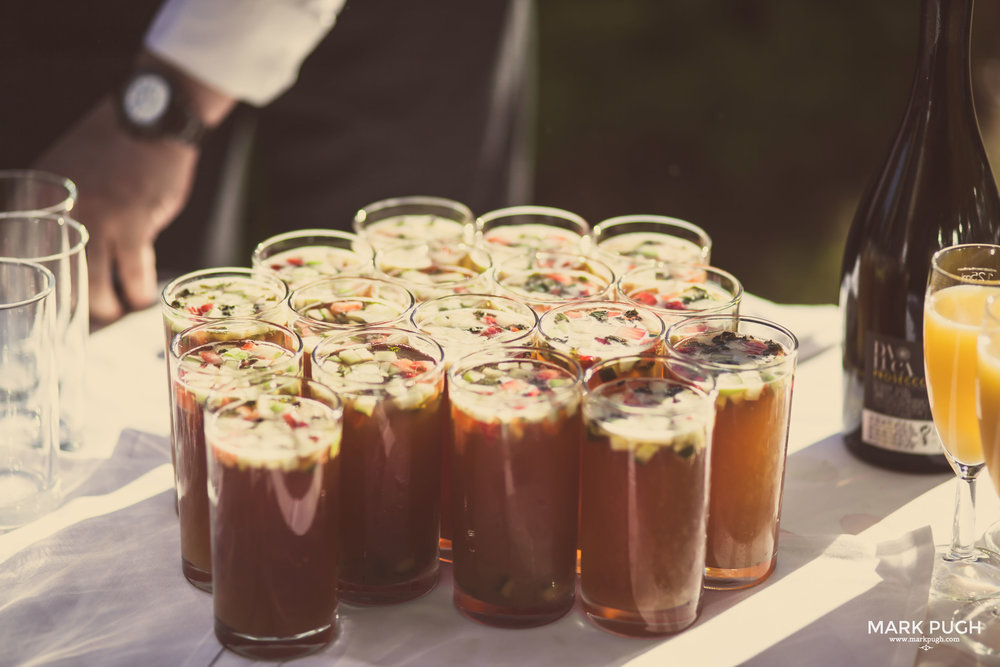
[492,251,615,314]
[591,214,712,274]
[353,195,475,250]
[375,241,492,302]
[448,347,583,627]
[206,376,342,660]
[313,328,447,604]
[160,267,291,355]
[409,293,539,561]
[252,228,375,290]
[289,276,415,379]
[537,299,665,370]
[167,318,303,591]
[667,315,798,590]
[476,205,590,261]
[580,355,716,637]
[618,264,742,328]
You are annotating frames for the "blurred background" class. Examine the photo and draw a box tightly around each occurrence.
[532,0,1000,305]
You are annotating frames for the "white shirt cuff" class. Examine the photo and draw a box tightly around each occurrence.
[144,0,346,106]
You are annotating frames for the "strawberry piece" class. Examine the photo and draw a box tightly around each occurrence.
[632,291,657,306]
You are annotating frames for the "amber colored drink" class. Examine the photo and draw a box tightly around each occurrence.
[313,328,446,604]
[168,319,302,591]
[206,381,342,660]
[580,360,715,637]
[668,317,798,590]
[448,348,582,627]
[409,293,539,561]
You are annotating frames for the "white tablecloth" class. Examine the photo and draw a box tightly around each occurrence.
[2,297,997,666]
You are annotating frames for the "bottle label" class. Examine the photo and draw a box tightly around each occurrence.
[861,332,941,454]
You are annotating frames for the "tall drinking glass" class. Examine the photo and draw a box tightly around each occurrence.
[476,205,590,261]
[206,376,343,659]
[313,328,447,604]
[667,315,798,590]
[375,241,492,302]
[923,244,1000,599]
[168,319,303,591]
[448,347,583,627]
[591,214,712,274]
[353,195,474,250]
[0,169,77,215]
[251,228,375,290]
[0,260,59,529]
[0,212,89,452]
[618,264,742,329]
[409,293,539,561]
[580,355,716,637]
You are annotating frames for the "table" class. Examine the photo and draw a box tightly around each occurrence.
[2,298,997,666]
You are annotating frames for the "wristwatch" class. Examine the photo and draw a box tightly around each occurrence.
[117,68,209,146]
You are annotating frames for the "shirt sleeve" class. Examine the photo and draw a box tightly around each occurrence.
[144,0,347,106]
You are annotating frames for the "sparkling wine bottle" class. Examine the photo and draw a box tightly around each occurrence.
[841,0,1000,472]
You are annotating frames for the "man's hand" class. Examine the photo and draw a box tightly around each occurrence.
[37,97,199,323]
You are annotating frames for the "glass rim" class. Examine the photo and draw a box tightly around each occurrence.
[537,298,666,342]
[289,274,415,318]
[583,362,718,419]
[583,353,716,393]
[169,316,303,362]
[409,291,539,332]
[617,263,744,313]
[374,242,493,285]
[0,212,89,261]
[252,227,373,259]
[447,345,584,400]
[312,326,446,390]
[665,314,800,371]
[160,266,290,318]
[930,243,1000,286]
[592,214,712,245]
[476,204,590,234]
[353,195,475,225]
[0,258,55,310]
[0,169,78,214]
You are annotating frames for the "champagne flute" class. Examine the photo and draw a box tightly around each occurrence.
[923,244,1000,600]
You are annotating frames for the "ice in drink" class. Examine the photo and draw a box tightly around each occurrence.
[476,205,590,261]
[409,294,539,560]
[618,264,742,327]
[313,329,447,604]
[448,347,582,627]
[492,251,615,314]
[537,300,665,370]
[591,214,712,274]
[375,242,492,301]
[353,196,474,249]
[668,316,797,590]
[289,276,414,378]
[206,378,342,660]
[168,319,302,591]
[252,229,375,289]
[580,356,715,637]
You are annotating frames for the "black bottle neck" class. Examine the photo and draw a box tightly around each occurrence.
[911,0,975,126]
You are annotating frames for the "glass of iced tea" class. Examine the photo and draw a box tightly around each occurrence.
[580,355,716,637]
[160,267,291,356]
[288,276,415,378]
[252,229,375,290]
[537,299,665,371]
[618,264,742,330]
[492,251,615,314]
[167,318,303,591]
[476,205,590,262]
[205,376,343,660]
[353,195,475,250]
[591,214,712,275]
[667,315,798,590]
[375,241,492,302]
[448,346,583,627]
[312,328,447,604]
[409,293,539,561]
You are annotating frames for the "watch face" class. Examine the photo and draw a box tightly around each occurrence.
[123,73,171,127]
